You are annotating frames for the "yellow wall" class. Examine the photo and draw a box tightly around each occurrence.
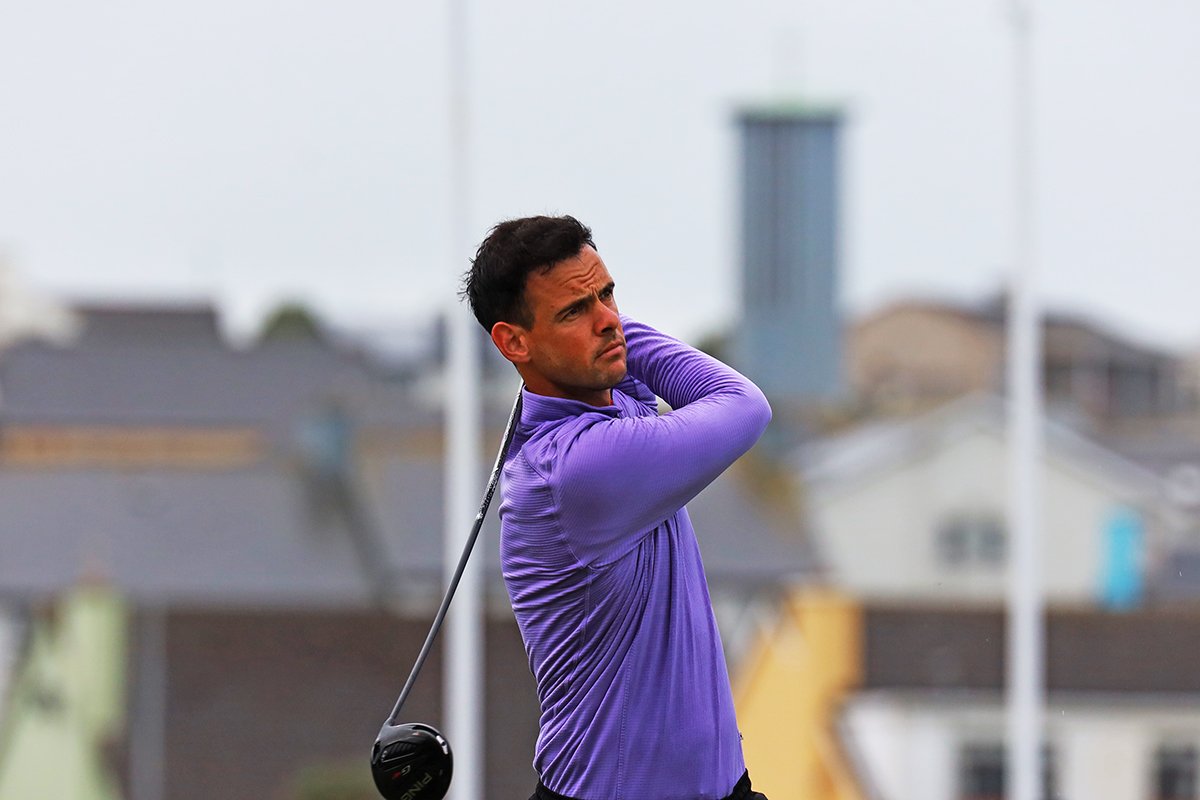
[734,588,863,800]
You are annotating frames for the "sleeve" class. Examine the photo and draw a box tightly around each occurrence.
[549,315,772,566]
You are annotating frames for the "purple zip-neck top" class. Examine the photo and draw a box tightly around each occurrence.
[498,316,772,800]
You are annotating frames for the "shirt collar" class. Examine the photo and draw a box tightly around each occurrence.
[519,386,621,428]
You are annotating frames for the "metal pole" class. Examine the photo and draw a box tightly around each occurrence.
[1006,2,1044,799]
[444,0,483,797]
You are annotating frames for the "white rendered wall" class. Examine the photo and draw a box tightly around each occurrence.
[1057,714,1144,799]
[809,429,1147,604]
[845,693,963,800]
[843,693,1200,800]
[843,694,908,799]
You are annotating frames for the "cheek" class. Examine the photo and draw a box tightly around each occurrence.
[562,338,597,373]
[533,326,595,371]
[536,336,576,368]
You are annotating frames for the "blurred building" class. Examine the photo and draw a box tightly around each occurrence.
[848,300,1003,408]
[734,106,845,408]
[795,394,1160,606]
[843,604,1200,800]
[736,592,1200,800]
[1097,420,1200,606]
[850,297,1193,422]
[727,382,1200,800]
[934,304,1200,606]
[0,302,812,800]
[1184,349,1200,410]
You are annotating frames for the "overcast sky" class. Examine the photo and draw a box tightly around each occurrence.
[0,0,1197,350]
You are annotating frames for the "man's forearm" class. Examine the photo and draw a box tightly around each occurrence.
[620,315,770,422]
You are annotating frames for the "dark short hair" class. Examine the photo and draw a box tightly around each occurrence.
[460,215,596,331]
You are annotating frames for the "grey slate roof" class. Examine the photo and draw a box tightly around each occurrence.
[0,303,813,608]
[0,466,377,607]
[0,451,811,607]
[70,302,224,346]
[0,338,427,435]
[1098,425,1200,478]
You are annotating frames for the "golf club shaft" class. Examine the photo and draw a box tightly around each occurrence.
[387,386,524,725]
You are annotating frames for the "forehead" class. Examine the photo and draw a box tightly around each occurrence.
[527,246,613,300]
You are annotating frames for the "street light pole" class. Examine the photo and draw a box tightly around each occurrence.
[444,0,483,798]
[1005,2,1044,800]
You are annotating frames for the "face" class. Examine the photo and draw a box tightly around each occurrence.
[492,245,626,406]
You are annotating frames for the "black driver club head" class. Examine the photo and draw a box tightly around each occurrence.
[370,722,453,800]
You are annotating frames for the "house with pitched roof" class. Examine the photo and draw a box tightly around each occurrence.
[730,393,1200,800]
[795,394,1162,606]
[0,303,812,800]
[849,297,1193,422]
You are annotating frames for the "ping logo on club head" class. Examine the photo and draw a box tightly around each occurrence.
[399,772,434,800]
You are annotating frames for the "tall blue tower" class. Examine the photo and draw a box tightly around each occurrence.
[735,106,844,404]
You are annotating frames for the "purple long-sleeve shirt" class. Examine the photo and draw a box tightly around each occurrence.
[498,316,772,800]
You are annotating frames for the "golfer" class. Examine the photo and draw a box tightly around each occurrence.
[463,215,771,800]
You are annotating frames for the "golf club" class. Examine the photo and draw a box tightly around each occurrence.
[371,387,524,800]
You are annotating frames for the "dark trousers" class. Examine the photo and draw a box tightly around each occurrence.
[529,769,768,800]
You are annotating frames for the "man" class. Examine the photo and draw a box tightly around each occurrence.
[463,215,771,800]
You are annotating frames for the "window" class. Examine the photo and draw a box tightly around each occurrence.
[961,744,1004,800]
[938,521,971,565]
[959,743,1057,800]
[936,514,1007,567]
[1156,745,1198,800]
[977,518,1005,563]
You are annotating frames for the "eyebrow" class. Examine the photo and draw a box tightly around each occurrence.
[554,281,616,321]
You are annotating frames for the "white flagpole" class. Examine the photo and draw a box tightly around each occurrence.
[444,0,483,797]
[1006,2,1044,800]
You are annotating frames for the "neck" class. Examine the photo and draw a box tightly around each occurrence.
[518,372,612,407]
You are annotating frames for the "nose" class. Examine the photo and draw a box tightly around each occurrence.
[593,299,619,334]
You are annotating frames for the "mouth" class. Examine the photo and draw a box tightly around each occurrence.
[597,340,626,360]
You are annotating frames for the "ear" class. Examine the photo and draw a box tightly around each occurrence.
[491,321,531,364]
